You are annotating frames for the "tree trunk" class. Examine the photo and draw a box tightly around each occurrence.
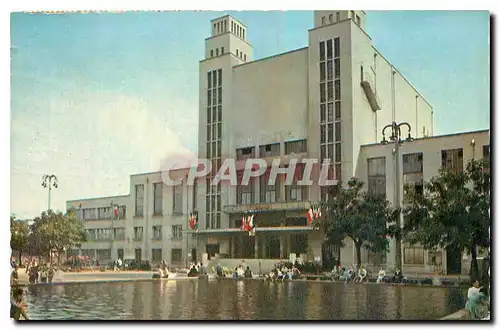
[470,244,479,280]
[355,241,362,268]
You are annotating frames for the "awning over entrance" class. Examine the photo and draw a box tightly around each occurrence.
[194,226,314,235]
[223,201,312,214]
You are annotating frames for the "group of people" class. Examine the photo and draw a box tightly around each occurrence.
[265,263,301,282]
[113,258,123,272]
[10,258,28,320]
[188,261,206,277]
[465,280,489,320]
[330,265,368,283]
[24,259,55,284]
[153,260,170,278]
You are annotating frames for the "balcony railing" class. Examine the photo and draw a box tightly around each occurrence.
[223,200,312,214]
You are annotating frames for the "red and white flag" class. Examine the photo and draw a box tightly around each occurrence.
[306,208,321,225]
[113,206,119,220]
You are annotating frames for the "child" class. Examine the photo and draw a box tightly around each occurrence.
[10,288,29,320]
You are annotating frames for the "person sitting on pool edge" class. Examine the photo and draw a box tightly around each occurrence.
[244,266,253,279]
[11,288,29,320]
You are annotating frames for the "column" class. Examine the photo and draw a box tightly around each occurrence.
[280,234,284,259]
[231,235,236,258]
[262,235,267,259]
[254,235,259,259]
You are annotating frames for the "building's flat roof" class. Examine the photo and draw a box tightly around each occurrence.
[66,194,130,203]
[210,14,247,28]
[361,129,490,148]
[233,46,308,69]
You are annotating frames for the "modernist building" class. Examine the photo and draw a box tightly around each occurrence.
[67,11,489,274]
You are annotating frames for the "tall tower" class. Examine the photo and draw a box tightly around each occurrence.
[197,15,253,237]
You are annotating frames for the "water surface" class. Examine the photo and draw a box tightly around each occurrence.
[23,279,466,320]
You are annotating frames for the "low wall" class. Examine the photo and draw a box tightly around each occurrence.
[440,309,469,320]
[208,259,283,274]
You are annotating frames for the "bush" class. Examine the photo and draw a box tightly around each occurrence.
[295,261,322,274]
[420,278,433,285]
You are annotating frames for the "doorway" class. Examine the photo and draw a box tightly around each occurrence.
[206,244,220,260]
[322,243,340,270]
[191,248,197,262]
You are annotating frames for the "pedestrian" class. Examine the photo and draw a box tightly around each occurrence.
[10,288,29,320]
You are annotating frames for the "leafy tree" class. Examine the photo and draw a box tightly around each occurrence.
[318,177,399,267]
[10,215,30,262]
[403,159,490,280]
[29,210,87,265]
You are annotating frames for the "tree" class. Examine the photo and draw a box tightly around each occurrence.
[318,177,399,267]
[403,159,490,280]
[29,210,87,265]
[10,215,30,262]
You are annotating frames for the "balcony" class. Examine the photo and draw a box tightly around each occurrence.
[361,70,381,112]
[223,200,312,214]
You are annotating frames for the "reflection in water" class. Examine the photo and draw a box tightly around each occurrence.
[23,280,464,320]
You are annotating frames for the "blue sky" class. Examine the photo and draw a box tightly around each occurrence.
[10,11,490,219]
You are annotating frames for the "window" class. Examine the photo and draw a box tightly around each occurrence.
[327,60,333,80]
[152,249,162,262]
[321,16,325,25]
[236,147,255,160]
[285,164,307,201]
[210,50,214,57]
[96,249,111,261]
[135,184,144,217]
[483,145,490,170]
[218,69,222,86]
[207,72,212,89]
[172,225,183,240]
[335,101,341,120]
[135,248,142,261]
[152,225,162,240]
[334,37,340,58]
[259,143,280,157]
[244,54,247,61]
[285,139,307,154]
[327,81,333,101]
[237,172,254,204]
[403,153,424,202]
[320,62,325,81]
[153,182,163,215]
[320,83,326,102]
[260,169,280,203]
[334,59,340,78]
[171,249,183,262]
[335,143,341,162]
[231,21,234,33]
[441,148,463,173]
[133,227,143,241]
[173,184,183,214]
[216,48,219,56]
[221,47,224,55]
[224,20,227,32]
[326,39,332,59]
[320,104,326,123]
[328,103,334,123]
[336,12,340,22]
[113,228,125,240]
[319,41,325,61]
[404,247,424,264]
[236,49,239,57]
[329,14,333,23]
[242,29,245,40]
[367,157,386,196]
[335,80,340,100]
[360,65,364,82]
[335,122,341,142]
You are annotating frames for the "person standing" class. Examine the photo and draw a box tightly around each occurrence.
[10,288,29,320]
[468,279,481,299]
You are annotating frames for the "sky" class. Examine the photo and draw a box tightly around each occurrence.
[10,10,490,219]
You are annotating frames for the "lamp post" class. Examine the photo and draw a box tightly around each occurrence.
[42,174,58,211]
[381,121,414,271]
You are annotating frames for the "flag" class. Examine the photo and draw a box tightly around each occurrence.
[113,206,119,220]
[189,213,198,230]
[306,209,314,225]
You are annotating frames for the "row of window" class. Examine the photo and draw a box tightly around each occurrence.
[77,206,126,221]
[367,146,490,197]
[85,225,184,242]
[235,140,308,161]
[212,19,246,39]
[320,12,341,26]
[235,49,247,62]
[319,38,340,61]
[133,183,186,217]
[76,248,184,263]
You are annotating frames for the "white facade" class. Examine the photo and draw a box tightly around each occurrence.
[66,169,197,267]
[67,11,489,275]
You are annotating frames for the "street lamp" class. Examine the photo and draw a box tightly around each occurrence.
[381,121,414,271]
[42,174,58,211]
